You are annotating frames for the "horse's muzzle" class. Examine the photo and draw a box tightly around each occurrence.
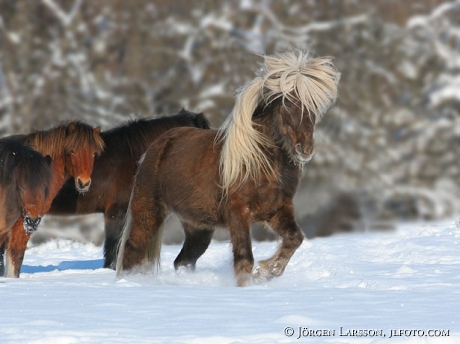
[23,216,42,233]
[295,144,315,163]
[76,177,91,193]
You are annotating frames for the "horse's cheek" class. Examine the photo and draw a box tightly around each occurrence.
[66,155,77,175]
[277,116,288,135]
[288,127,297,144]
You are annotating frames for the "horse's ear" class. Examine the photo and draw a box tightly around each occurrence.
[67,123,77,134]
[94,127,101,135]
[44,155,52,166]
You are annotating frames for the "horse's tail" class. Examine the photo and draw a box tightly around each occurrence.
[145,220,164,272]
[115,201,132,276]
[116,152,166,278]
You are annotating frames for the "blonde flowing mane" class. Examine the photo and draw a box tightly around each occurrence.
[217,50,340,193]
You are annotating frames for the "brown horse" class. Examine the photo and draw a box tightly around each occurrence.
[0,140,53,276]
[1,122,105,277]
[116,50,339,286]
[48,109,210,269]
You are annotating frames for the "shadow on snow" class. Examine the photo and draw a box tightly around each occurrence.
[21,259,104,273]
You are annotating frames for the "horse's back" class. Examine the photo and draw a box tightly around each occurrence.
[140,127,222,226]
[50,110,210,217]
[144,127,220,182]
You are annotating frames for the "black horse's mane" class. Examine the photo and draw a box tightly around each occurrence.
[102,109,210,160]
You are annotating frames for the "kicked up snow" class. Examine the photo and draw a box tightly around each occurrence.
[0,220,458,343]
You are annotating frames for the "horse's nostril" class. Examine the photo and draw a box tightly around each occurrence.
[295,143,314,157]
[78,179,87,187]
[77,178,91,191]
[25,216,41,229]
[295,144,302,154]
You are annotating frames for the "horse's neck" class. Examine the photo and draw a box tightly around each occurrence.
[26,130,65,161]
[48,159,67,200]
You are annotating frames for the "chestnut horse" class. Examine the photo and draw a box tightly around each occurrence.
[0,140,53,276]
[1,122,105,277]
[48,109,210,269]
[116,50,339,286]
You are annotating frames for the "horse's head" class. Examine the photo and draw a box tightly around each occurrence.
[0,141,52,233]
[218,50,339,192]
[16,153,52,233]
[19,181,48,233]
[274,98,316,164]
[63,122,104,193]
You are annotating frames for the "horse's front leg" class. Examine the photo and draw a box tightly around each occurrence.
[0,233,8,277]
[103,208,127,269]
[0,246,4,277]
[5,218,30,278]
[253,203,304,283]
[227,211,254,286]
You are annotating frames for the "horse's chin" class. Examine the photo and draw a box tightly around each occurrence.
[75,185,90,194]
[75,178,92,194]
[294,153,314,164]
[23,215,42,234]
[23,223,39,234]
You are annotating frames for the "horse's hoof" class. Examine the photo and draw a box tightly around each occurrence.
[252,265,274,284]
[236,272,254,287]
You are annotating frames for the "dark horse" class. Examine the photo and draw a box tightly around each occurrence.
[0,140,53,276]
[48,109,210,269]
[116,50,339,286]
[0,122,105,277]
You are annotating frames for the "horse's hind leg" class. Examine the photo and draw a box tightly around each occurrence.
[117,133,181,276]
[174,222,213,270]
[117,161,168,274]
[253,203,304,283]
[0,234,7,277]
[5,219,30,278]
[119,198,167,274]
[103,208,126,269]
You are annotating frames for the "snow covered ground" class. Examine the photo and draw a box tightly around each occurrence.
[0,220,458,343]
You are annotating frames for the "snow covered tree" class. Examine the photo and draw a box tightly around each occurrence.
[0,0,458,240]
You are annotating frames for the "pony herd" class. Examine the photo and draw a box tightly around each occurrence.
[0,50,339,286]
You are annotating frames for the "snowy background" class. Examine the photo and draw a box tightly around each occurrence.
[0,219,459,343]
[0,1,459,343]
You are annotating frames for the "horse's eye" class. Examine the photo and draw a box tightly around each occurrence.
[93,152,97,157]
[70,150,75,155]
[284,100,292,108]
